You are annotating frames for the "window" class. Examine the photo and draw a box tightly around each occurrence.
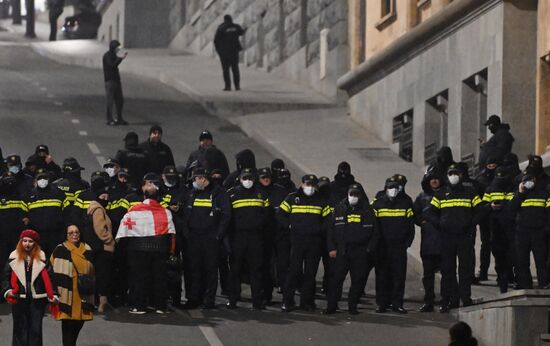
[425,91,448,166]
[376,0,396,31]
[382,0,393,16]
[393,110,414,162]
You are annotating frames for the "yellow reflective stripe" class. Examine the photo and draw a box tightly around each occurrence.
[232,199,267,209]
[27,199,63,209]
[129,201,141,207]
[485,192,509,202]
[472,196,481,207]
[347,214,361,223]
[406,208,414,218]
[482,194,492,203]
[62,199,70,209]
[439,199,478,208]
[521,199,547,208]
[106,199,129,210]
[375,208,409,217]
[280,201,291,213]
[505,193,514,201]
[291,205,322,215]
[0,201,28,211]
[322,206,331,217]
[73,198,91,210]
[547,199,550,208]
[193,198,212,207]
[430,197,440,209]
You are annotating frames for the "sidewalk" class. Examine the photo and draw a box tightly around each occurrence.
[3,19,500,299]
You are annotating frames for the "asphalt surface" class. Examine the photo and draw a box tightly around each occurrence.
[0,30,456,346]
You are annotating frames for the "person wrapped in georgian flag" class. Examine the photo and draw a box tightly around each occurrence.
[116,173,176,314]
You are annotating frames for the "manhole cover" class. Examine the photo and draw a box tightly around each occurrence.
[348,148,402,162]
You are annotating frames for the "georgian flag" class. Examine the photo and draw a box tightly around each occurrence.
[116,199,176,239]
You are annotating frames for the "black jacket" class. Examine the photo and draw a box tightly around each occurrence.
[184,183,231,239]
[115,146,151,188]
[228,184,270,231]
[327,198,379,255]
[507,187,550,232]
[214,22,245,57]
[0,190,27,237]
[139,140,175,175]
[329,174,357,207]
[276,189,331,239]
[373,192,415,246]
[259,182,288,239]
[185,145,230,180]
[223,149,256,189]
[479,124,514,167]
[414,177,441,256]
[102,49,123,83]
[26,185,65,233]
[53,175,90,226]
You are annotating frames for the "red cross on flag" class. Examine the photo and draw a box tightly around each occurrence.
[116,199,176,239]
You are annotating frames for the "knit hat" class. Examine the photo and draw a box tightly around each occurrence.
[20,229,40,243]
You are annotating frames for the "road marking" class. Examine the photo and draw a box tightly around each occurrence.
[96,156,106,166]
[187,310,224,346]
[71,119,80,124]
[79,130,88,136]
[40,87,47,91]
[87,143,101,154]
[54,101,63,106]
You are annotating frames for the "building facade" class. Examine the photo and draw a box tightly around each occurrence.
[339,0,540,170]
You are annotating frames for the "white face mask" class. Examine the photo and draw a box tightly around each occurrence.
[386,188,398,198]
[37,179,48,189]
[105,167,116,178]
[523,181,535,190]
[348,195,359,206]
[303,186,315,196]
[448,174,460,185]
[241,180,253,189]
[192,181,203,190]
[8,166,20,174]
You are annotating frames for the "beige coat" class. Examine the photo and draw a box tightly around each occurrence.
[87,201,115,253]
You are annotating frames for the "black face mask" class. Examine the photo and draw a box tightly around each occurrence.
[144,190,159,200]
[488,124,499,134]
[97,198,109,208]
[211,177,223,186]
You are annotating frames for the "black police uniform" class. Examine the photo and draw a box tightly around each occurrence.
[53,158,90,226]
[326,193,379,313]
[373,186,414,311]
[426,175,483,309]
[183,180,231,308]
[116,133,151,189]
[277,177,331,310]
[139,137,175,175]
[0,176,28,274]
[508,185,550,288]
[227,179,270,308]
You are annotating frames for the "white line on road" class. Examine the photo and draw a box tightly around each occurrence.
[40,87,47,91]
[87,143,101,155]
[79,131,88,136]
[71,119,80,124]
[187,310,224,346]
[96,156,106,166]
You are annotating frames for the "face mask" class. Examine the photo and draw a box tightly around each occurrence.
[37,179,49,189]
[448,175,460,185]
[105,167,116,178]
[8,166,20,174]
[211,177,223,186]
[241,180,253,189]
[192,181,203,190]
[386,188,398,199]
[523,181,535,190]
[303,186,315,196]
[163,177,176,188]
[348,195,359,206]
[97,198,109,208]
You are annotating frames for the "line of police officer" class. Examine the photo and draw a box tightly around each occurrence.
[1,134,549,315]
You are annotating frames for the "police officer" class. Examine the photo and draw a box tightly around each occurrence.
[25,168,66,258]
[103,158,121,187]
[373,176,414,314]
[223,149,256,189]
[72,172,110,231]
[139,126,175,175]
[213,15,246,91]
[329,162,358,206]
[278,174,331,312]
[115,132,151,188]
[5,155,33,196]
[413,169,442,312]
[508,174,550,289]
[53,157,90,226]
[34,144,62,180]
[226,168,270,309]
[182,168,231,309]
[482,166,515,292]
[185,130,230,181]
[426,164,483,312]
[324,184,378,315]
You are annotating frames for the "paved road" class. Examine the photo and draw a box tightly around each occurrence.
[0,31,456,345]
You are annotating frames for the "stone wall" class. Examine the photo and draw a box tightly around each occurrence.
[170,0,349,101]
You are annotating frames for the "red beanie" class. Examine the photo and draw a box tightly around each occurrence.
[20,229,40,243]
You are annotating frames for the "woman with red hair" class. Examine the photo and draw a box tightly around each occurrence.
[2,229,58,346]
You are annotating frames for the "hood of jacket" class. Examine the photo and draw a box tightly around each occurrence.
[235,149,256,171]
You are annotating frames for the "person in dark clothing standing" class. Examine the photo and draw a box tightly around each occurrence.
[324,184,379,315]
[102,40,128,126]
[139,126,175,175]
[214,15,246,91]
[115,132,151,188]
[478,115,514,168]
[53,157,90,226]
[5,155,34,197]
[429,146,456,180]
[414,169,442,312]
[223,149,256,189]
[34,144,62,181]
[185,130,230,181]
[48,0,64,41]
[329,161,358,206]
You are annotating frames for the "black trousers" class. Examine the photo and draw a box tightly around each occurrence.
[218,243,230,294]
[128,250,168,310]
[490,217,513,292]
[219,54,240,89]
[61,320,85,346]
[440,233,473,306]
[516,229,548,289]
[11,298,46,346]
[112,239,129,304]
[475,220,491,276]
[186,232,219,306]
[49,10,62,41]
[229,231,264,306]
[276,235,291,290]
[377,242,408,308]
[421,254,441,305]
[283,237,322,307]
[327,247,372,311]
[105,81,124,122]
[261,232,276,302]
[93,251,113,297]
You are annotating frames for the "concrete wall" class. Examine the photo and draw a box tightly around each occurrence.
[169,0,349,101]
[346,0,537,167]
[536,0,550,154]
[97,0,124,45]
